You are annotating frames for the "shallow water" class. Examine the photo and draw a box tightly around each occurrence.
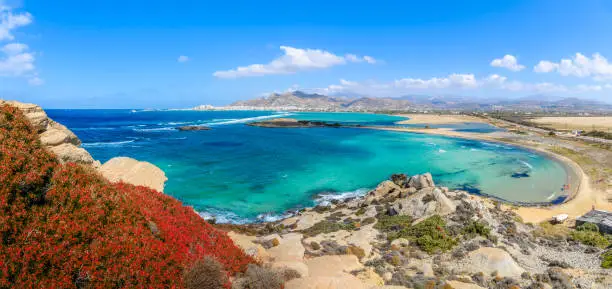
[47,110,568,223]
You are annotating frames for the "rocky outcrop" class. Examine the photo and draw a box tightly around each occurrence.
[99,157,168,192]
[176,125,211,131]
[247,118,344,128]
[1,100,98,166]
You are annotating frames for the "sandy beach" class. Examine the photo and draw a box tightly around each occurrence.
[395,114,486,125]
[364,124,612,224]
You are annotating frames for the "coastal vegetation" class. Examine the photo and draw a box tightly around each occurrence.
[0,104,256,288]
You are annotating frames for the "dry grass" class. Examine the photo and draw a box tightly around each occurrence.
[530,117,612,131]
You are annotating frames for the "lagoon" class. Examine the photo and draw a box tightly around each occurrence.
[47,110,568,223]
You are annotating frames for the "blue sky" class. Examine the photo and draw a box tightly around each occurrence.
[1,0,612,108]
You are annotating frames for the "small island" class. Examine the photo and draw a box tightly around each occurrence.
[176,125,211,131]
[247,118,345,128]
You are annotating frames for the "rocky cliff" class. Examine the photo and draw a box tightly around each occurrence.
[1,100,99,166]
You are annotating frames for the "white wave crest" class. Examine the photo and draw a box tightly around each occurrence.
[314,188,369,206]
[520,160,534,170]
[205,113,292,126]
[132,127,175,132]
[438,149,447,153]
[82,140,135,147]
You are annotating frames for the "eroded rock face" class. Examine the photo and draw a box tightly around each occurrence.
[1,100,98,166]
[99,157,168,192]
[463,247,525,277]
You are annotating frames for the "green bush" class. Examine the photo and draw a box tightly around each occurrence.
[576,223,599,232]
[384,215,457,253]
[601,250,612,269]
[570,224,611,249]
[374,214,413,240]
[462,221,491,238]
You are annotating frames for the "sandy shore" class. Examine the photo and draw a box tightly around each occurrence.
[395,114,486,125]
[363,125,612,224]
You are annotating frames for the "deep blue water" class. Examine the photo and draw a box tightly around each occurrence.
[46,110,568,223]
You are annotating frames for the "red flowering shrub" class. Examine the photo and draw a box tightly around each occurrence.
[0,105,256,288]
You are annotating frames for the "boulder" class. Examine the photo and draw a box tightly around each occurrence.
[40,122,80,146]
[99,157,167,192]
[365,181,402,204]
[407,173,435,190]
[393,187,456,220]
[390,173,409,187]
[49,143,98,166]
[464,247,525,277]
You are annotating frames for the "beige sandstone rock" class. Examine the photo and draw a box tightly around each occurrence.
[227,231,270,261]
[285,274,366,289]
[1,100,97,166]
[464,247,525,277]
[40,122,80,146]
[99,157,167,192]
[306,255,364,277]
[49,143,98,165]
[267,233,304,262]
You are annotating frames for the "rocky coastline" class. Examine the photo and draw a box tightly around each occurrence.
[5,100,610,288]
[223,173,612,289]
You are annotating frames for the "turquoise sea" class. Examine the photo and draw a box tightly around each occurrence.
[47,110,569,223]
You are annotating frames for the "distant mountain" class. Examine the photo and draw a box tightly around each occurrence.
[228,91,412,111]
[218,91,612,113]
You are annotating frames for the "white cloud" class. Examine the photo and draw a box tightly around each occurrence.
[533,53,612,80]
[394,74,478,89]
[0,5,40,85]
[311,74,605,97]
[0,47,35,76]
[213,46,376,78]
[363,56,377,64]
[2,42,26,54]
[177,55,189,63]
[28,76,43,86]
[0,7,32,41]
[490,55,525,72]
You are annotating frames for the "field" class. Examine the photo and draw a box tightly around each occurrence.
[530,117,612,131]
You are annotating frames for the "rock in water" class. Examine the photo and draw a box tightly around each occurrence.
[177,125,211,131]
[99,157,168,192]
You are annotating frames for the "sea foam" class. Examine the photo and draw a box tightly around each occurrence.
[82,140,135,147]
